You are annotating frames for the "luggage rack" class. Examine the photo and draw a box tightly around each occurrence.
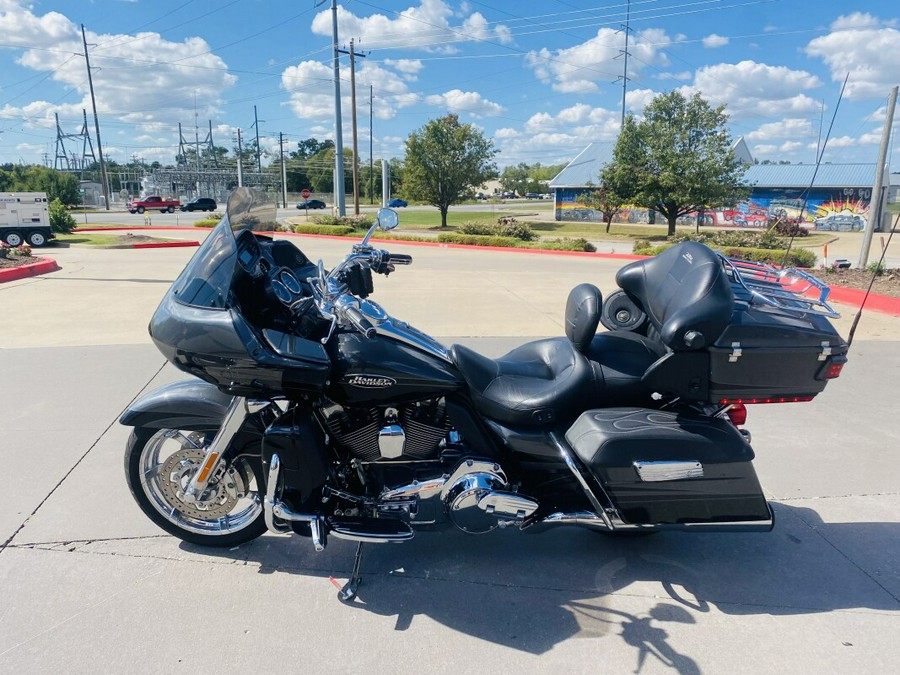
[718,254,841,319]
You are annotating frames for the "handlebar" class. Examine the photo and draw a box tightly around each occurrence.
[389,253,413,265]
[344,305,377,338]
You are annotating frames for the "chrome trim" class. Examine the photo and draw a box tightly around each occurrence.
[523,511,613,533]
[373,316,452,363]
[184,396,248,501]
[329,524,414,544]
[263,454,290,534]
[440,460,506,501]
[633,460,704,482]
[528,507,774,533]
[378,423,406,459]
[380,476,447,502]
[477,491,538,520]
[549,432,616,531]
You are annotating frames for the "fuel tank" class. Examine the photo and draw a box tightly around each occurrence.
[326,331,465,406]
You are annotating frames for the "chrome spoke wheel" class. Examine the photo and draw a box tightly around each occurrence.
[137,429,263,537]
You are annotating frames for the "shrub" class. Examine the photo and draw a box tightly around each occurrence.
[769,217,809,237]
[4,243,33,257]
[437,233,520,247]
[193,219,219,228]
[720,246,817,268]
[535,238,596,252]
[457,219,535,241]
[293,224,355,236]
[49,198,77,234]
[311,214,373,229]
[866,261,886,276]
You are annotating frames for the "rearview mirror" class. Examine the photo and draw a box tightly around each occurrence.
[376,208,399,231]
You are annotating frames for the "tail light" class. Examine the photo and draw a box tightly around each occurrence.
[719,396,815,405]
[725,402,747,426]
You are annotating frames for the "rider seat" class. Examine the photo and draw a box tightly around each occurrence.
[450,283,658,429]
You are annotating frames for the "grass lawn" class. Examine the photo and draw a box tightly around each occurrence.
[54,233,140,246]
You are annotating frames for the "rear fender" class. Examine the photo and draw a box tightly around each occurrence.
[119,380,234,430]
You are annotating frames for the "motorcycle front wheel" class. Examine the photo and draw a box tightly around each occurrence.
[124,427,267,547]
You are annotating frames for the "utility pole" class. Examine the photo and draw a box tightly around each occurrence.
[253,105,263,173]
[81,24,110,210]
[236,128,244,188]
[616,0,632,126]
[339,39,366,215]
[859,84,898,267]
[369,85,374,204]
[325,0,346,216]
[279,132,288,208]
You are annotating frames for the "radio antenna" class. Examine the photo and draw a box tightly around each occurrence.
[846,212,899,348]
[780,73,850,267]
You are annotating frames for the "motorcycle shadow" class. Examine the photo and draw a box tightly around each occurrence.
[181,502,899,656]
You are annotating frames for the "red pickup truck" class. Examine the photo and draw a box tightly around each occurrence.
[127,195,181,214]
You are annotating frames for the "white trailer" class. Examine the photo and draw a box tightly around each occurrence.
[0,192,52,247]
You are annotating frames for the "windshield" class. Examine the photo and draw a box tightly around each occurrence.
[170,188,277,309]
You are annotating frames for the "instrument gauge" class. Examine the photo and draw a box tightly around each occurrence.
[271,279,292,305]
[279,269,303,295]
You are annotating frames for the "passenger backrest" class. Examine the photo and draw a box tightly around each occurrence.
[565,283,602,353]
[615,242,734,351]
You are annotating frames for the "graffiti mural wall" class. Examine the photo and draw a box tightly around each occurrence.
[554,186,871,231]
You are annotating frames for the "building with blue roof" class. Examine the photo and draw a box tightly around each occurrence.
[549,139,894,231]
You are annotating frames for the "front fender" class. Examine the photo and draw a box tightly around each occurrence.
[119,380,234,430]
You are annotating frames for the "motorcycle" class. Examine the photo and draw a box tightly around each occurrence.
[121,188,848,600]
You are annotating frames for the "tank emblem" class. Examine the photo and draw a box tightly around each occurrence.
[346,374,396,388]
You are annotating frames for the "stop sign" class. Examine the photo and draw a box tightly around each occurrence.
[301,188,311,199]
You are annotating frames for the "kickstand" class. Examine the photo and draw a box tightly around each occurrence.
[339,542,364,602]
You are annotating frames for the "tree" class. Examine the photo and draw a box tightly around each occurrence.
[602,91,749,237]
[577,184,626,233]
[403,114,498,228]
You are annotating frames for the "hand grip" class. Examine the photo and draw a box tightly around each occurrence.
[344,306,377,338]
[389,253,413,265]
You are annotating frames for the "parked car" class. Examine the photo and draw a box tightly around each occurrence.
[501,191,517,199]
[296,199,326,210]
[127,195,180,214]
[388,198,408,208]
[525,192,541,199]
[180,197,217,212]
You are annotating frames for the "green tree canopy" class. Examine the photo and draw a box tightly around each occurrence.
[0,165,81,205]
[403,114,498,227]
[602,91,749,236]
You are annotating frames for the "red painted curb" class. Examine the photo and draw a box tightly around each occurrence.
[0,256,60,283]
[823,284,900,316]
[131,241,200,249]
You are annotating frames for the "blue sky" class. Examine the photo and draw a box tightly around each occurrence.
[1,0,898,171]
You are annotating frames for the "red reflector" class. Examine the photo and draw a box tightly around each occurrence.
[726,403,747,426]
[825,362,844,379]
[719,396,815,405]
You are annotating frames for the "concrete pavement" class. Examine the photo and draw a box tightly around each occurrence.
[1,233,898,673]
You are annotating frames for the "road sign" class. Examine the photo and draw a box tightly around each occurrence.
[301,188,311,199]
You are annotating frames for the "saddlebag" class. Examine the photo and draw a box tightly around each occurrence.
[565,407,771,526]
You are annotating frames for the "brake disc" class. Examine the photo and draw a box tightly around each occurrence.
[158,447,248,520]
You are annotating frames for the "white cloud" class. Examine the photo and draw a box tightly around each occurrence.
[656,71,692,82]
[746,118,816,141]
[0,2,235,135]
[624,89,658,116]
[424,89,503,117]
[702,34,729,48]
[526,27,673,93]
[494,127,520,139]
[383,59,424,80]
[806,14,900,99]
[281,60,418,123]
[311,1,511,52]
[685,60,822,119]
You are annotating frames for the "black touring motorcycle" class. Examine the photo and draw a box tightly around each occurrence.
[122,189,848,599]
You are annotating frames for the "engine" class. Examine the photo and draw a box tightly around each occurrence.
[320,397,451,462]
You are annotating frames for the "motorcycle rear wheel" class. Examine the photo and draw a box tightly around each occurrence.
[124,427,267,547]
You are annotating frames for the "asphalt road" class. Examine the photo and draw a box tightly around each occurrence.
[1,235,898,673]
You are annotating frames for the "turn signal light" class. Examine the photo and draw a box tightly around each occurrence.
[719,396,815,405]
[726,403,747,426]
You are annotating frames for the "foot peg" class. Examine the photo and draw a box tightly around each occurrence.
[329,516,414,543]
